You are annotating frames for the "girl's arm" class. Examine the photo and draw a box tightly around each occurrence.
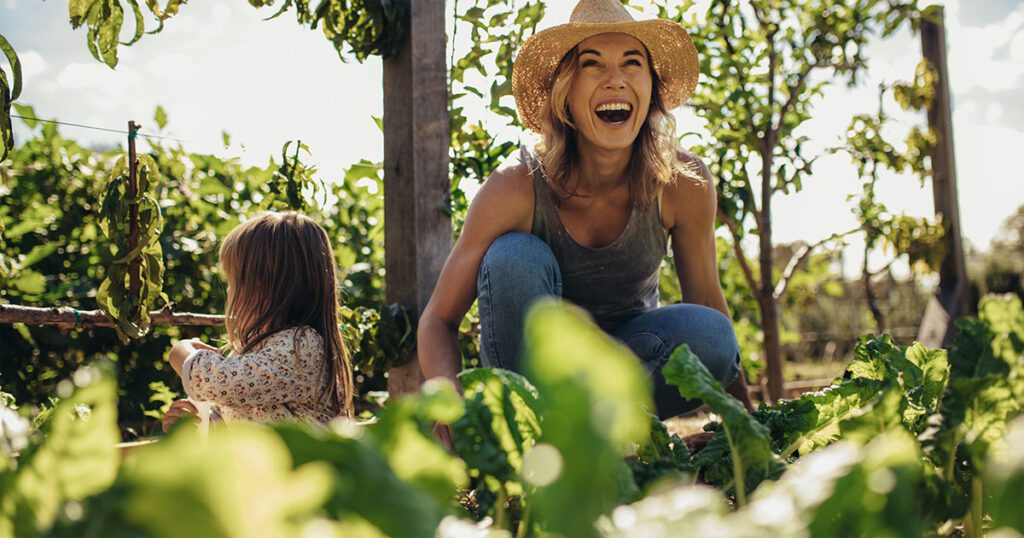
[173,328,323,407]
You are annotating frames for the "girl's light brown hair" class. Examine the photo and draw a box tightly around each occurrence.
[536,45,703,210]
[219,212,353,418]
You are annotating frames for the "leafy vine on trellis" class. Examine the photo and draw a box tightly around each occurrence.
[97,154,167,341]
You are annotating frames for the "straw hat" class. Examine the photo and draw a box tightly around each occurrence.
[512,0,700,133]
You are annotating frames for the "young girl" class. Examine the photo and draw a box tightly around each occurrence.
[163,212,354,429]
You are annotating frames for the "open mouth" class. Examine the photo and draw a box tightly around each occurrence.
[594,102,633,125]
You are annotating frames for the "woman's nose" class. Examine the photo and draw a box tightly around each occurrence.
[603,68,627,90]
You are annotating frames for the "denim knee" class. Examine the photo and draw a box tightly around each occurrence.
[684,306,741,387]
[477,232,562,371]
[647,304,740,388]
[478,232,560,291]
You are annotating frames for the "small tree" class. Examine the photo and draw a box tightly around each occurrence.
[653,0,920,400]
[835,68,945,334]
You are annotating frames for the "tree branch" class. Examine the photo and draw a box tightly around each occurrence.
[721,214,761,293]
[717,5,762,140]
[773,228,860,300]
[0,304,223,330]
[774,62,818,135]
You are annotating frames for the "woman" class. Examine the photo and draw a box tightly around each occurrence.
[418,0,754,438]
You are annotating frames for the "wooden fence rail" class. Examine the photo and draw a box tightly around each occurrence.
[0,304,222,330]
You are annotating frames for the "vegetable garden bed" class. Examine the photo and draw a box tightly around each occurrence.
[1,295,1022,538]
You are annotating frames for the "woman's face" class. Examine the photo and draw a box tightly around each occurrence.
[567,32,653,153]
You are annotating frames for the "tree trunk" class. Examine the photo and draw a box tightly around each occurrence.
[759,145,784,403]
[863,251,887,334]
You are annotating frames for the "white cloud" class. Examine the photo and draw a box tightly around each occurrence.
[946,3,1024,94]
[144,53,196,79]
[17,49,47,83]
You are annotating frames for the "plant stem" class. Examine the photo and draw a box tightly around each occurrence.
[495,482,508,530]
[515,497,531,538]
[724,427,746,506]
[965,476,983,538]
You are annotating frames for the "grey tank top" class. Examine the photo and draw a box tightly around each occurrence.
[521,147,668,331]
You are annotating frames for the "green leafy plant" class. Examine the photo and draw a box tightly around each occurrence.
[0,34,20,162]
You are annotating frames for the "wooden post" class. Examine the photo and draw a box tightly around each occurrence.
[127,121,142,315]
[917,6,970,347]
[382,0,451,396]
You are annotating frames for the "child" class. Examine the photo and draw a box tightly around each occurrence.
[163,212,354,429]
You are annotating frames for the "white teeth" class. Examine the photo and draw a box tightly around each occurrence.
[595,102,633,112]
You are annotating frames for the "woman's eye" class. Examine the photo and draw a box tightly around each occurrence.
[581,59,599,68]
[624,59,642,67]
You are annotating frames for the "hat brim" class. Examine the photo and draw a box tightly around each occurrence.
[512,20,699,133]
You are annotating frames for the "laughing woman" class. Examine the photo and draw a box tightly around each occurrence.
[418,0,754,440]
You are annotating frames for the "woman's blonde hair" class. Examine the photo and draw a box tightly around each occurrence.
[219,211,353,418]
[536,45,702,210]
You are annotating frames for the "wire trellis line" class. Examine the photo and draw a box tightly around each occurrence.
[11,114,190,144]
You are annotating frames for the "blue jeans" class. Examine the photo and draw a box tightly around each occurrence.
[477,232,741,419]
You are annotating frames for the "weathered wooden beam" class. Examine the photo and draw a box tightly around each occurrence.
[0,304,223,329]
[917,6,971,348]
[382,0,451,396]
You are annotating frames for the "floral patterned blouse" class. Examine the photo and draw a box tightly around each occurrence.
[181,326,339,424]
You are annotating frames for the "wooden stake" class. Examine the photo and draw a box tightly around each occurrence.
[382,0,451,397]
[917,6,971,347]
[127,121,142,314]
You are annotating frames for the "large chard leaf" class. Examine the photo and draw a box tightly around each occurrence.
[522,301,652,538]
[986,415,1024,534]
[756,377,888,458]
[273,422,447,538]
[453,368,541,486]
[93,424,332,538]
[369,378,468,504]
[0,364,119,538]
[604,432,926,538]
[663,344,776,505]
[626,414,696,493]
[750,430,927,538]
[920,295,1024,520]
[848,335,949,431]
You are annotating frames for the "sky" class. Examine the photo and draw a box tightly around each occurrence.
[2,0,1022,277]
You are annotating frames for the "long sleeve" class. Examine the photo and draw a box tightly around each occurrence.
[182,328,325,408]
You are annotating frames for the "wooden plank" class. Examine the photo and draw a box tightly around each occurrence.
[917,6,970,348]
[382,0,451,396]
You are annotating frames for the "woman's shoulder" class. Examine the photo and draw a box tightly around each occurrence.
[484,150,536,198]
[467,150,536,233]
[662,149,716,229]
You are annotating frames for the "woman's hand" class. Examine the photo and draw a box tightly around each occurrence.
[161,400,199,433]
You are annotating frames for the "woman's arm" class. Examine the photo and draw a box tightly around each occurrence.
[417,160,534,392]
[665,154,755,412]
[664,155,729,317]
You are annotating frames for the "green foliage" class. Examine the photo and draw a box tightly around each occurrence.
[96,154,167,341]
[0,109,398,422]
[0,34,21,162]
[523,301,652,538]
[625,414,696,493]
[91,425,333,538]
[0,364,119,538]
[1,296,1023,536]
[66,0,405,69]
[986,415,1024,534]
[663,344,777,505]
